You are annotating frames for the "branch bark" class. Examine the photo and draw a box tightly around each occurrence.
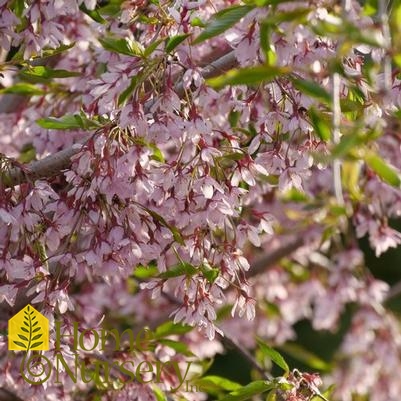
[2,50,238,188]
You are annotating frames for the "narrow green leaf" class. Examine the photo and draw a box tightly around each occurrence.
[40,43,76,59]
[99,37,143,57]
[117,76,138,106]
[154,321,192,338]
[207,65,290,90]
[0,83,45,96]
[263,8,310,25]
[21,327,29,333]
[158,262,197,279]
[37,114,100,130]
[291,78,332,104]
[18,143,36,163]
[152,385,168,401]
[309,108,331,141]
[79,3,106,23]
[200,265,220,284]
[145,208,185,245]
[194,375,242,392]
[19,66,80,83]
[365,152,401,187]
[245,0,294,5]
[278,343,331,371]
[331,134,361,158]
[30,341,43,349]
[11,0,25,18]
[32,327,40,333]
[36,115,82,130]
[257,338,289,373]
[158,339,194,356]
[166,34,190,53]
[190,17,206,27]
[218,380,274,401]
[133,264,159,279]
[193,5,254,44]
[144,38,164,57]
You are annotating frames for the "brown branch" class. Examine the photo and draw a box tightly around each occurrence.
[0,388,24,401]
[2,50,238,189]
[247,236,306,279]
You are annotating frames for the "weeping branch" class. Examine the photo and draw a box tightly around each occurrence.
[1,50,238,189]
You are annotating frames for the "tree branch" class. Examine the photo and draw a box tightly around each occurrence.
[247,236,306,279]
[2,50,238,189]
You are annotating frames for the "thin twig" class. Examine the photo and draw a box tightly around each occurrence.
[379,0,392,94]
[332,72,344,207]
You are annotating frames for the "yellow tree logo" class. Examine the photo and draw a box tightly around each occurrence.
[8,304,49,351]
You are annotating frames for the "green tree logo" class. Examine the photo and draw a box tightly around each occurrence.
[8,304,49,351]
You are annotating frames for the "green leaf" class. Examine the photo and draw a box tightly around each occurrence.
[18,143,36,163]
[157,339,194,356]
[262,7,310,25]
[165,34,190,53]
[152,385,167,401]
[154,321,192,338]
[144,38,164,58]
[36,115,82,130]
[133,264,159,279]
[245,0,295,5]
[200,265,220,284]
[158,262,197,279]
[257,338,289,373]
[30,341,43,349]
[36,114,101,130]
[117,76,138,106]
[40,43,76,59]
[193,5,254,44]
[278,343,331,371]
[99,37,143,57]
[194,375,242,392]
[309,108,331,141]
[79,3,107,23]
[207,65,290,90]
[144,208,185,245]
[218,380,275,401]
[11,0,25,18]
[0,83,45,96]
[331,134,361,159]
[291,78,332,104]
[365,151,401,187]
[19,66,80,83]
[190,17,206,27]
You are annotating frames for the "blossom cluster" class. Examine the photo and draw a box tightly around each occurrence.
[0,0,401,400]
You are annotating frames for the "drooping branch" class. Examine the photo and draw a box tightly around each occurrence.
[247,236,306,279]
[1,50,238,189]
